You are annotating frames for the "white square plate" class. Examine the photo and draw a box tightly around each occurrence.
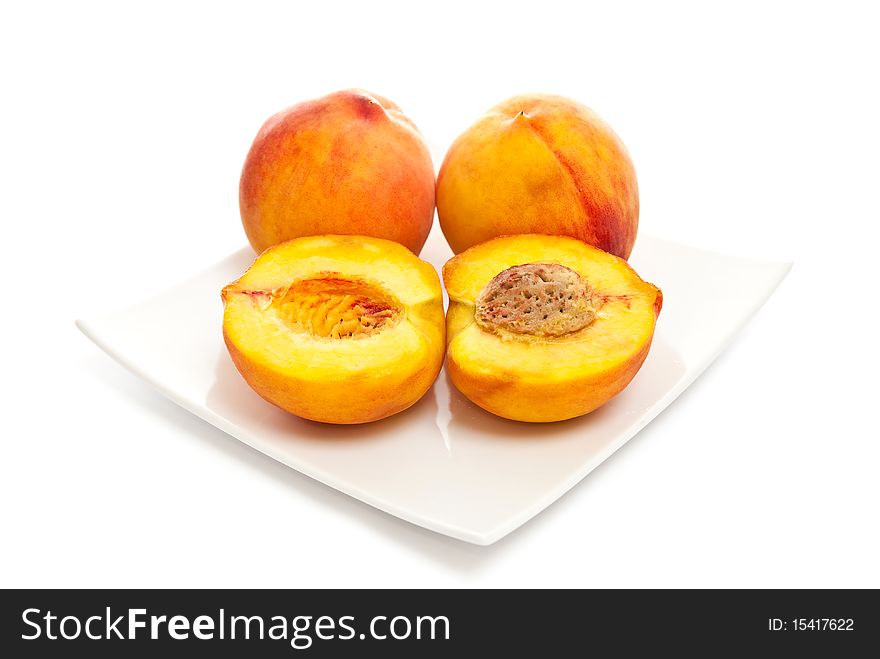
[77,231,790,545]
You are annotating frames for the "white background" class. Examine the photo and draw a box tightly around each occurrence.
[2,1,878,587]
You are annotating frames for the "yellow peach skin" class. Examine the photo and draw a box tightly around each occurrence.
[222,236,445,424]
[240,90,435,255]
[443,235,661,422]
[437,94,639,259]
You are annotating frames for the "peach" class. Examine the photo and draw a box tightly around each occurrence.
[240,90,435,255]
[222,235,445,424]
[437,94,639,259]
[443,234,661,422]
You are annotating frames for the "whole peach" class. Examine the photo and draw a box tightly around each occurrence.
[437,94,639,259]
[240,90,435,254]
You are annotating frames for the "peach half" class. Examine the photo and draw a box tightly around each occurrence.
[443,235,662,422]
[222,235,445,424]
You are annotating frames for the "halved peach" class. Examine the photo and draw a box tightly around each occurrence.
[222,235,445,424]
[443,234,662,422]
